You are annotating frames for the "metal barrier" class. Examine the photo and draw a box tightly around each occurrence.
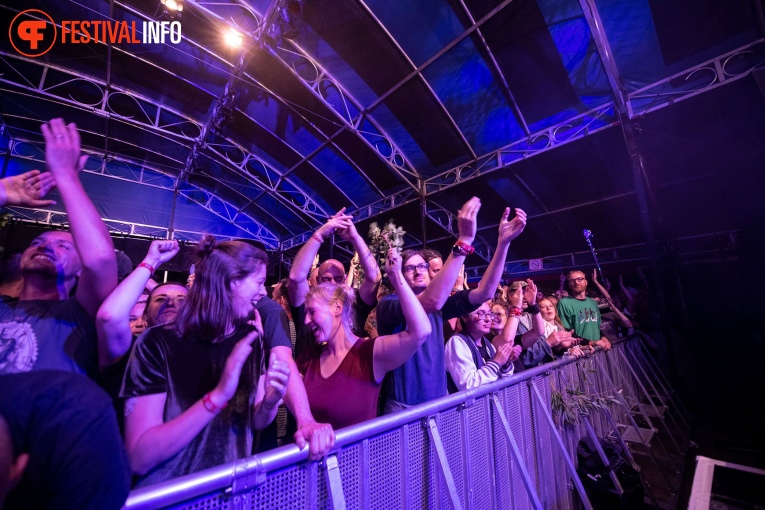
[125,336,683,510]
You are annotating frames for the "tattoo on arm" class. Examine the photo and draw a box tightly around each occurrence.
[124,397,137,417]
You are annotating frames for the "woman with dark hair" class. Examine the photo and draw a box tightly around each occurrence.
[121,236,289,487]
[298,249,431,429]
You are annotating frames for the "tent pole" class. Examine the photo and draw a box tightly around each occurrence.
[578,0,673,374]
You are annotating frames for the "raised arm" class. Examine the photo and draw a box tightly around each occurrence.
[41,119,117,317]
[519,279,545,347]
[418,197,479,313]
[287,209,353,307]
[0,169,56,208]
[468,207,526,305]
[346,252,359,287]
[493,286,524,348]
[373,249,432,381]
[96,240,180,369]
[337,220,381,306]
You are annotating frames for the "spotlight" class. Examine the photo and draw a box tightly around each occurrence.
[160,0,183,18]
[223,27,244,48]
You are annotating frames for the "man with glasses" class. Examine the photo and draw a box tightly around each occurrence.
[556,270,612,350]
[377,197,527,413]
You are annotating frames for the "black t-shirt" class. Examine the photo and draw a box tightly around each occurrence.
[120,323,264,488]
[0,370,131,509]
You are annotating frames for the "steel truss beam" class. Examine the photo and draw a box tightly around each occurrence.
[2,206,256,244]
[189,0,422,188]
[0,51,326,236]
[628,39,765,118]
[461,230,739,280]
[5,136,280,248]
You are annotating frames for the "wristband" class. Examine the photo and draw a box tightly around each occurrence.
[508,306,522,317]
[451,240,474,257]
[203,393,227,414]
[311,234,323,244]
[137,262,155,276]
[527,304,540,315]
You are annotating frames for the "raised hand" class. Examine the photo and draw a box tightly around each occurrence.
[211,312,263,404]
[508,286,523,308]
[0,170,57,208]
[523,279,538,305]
[497,207,526,246]
[456,197,480,244]
[317,208,354,241]
[145,240,181,268]
[262,352,290,409]
[384,248,405,289]
[41,118,89,182]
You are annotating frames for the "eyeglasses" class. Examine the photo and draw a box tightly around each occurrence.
[403,263,429,275]
[319,276,345,284]
[567,277,586,283]
[474,311,497,321]
[491,312,505,322]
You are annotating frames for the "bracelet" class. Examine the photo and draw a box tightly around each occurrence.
[137,262,155,276]
[203,393,227,414]
[311,234,323,244]
[527,303,540,315]
[451,240,475,257]
[508,306,522,317]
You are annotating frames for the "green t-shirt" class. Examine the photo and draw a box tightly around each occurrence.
[556,296,602,341]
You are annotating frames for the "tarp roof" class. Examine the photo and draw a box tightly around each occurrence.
[2,0,764,273]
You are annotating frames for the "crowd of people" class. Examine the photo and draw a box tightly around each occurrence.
[0,119,651,508]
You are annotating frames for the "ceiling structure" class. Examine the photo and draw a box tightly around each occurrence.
[1,0,764,277]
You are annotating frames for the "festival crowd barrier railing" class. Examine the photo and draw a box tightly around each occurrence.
[125,336,685,510]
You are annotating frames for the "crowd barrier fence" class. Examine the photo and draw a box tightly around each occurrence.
[125,336,687,510]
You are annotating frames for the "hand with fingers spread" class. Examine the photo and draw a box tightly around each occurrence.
[210,313,263,406]
[41,118,89,184]
[0,170,57,208]
[456,197,480,244]
[498,207,527,246]
[523,279,538,306]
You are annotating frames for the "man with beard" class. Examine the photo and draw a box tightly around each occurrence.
[556,270,612,350]
[0,119,118,377]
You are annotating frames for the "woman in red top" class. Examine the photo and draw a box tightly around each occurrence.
[299,249,431,429]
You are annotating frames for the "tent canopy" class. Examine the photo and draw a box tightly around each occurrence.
[2,0,764,274]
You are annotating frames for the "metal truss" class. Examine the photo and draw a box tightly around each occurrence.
[461,230,740,280]
[0,50,325,235]
[2,206,263,244]
[425,200,492,264]
[189,0,423,189]
[424,102,619,195]
[4,137,280,248]
[280,186,422,251]
[628,39,765,118]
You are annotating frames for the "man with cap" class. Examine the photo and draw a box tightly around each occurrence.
[288,207,382,350]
